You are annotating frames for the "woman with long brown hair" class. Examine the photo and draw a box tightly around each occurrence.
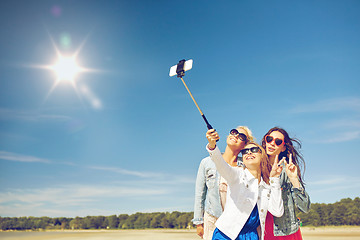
[261,127,310,240]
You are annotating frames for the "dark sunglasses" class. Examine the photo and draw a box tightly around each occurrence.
[240,146,261,155]
[265,135,284,146]
[230,129,247,141]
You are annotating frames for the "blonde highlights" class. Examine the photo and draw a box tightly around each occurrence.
[236,126,255,144]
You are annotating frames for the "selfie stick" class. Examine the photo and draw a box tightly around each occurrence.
[169,59,214,130]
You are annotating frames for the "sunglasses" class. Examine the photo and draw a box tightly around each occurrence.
[240,146,261,155]
[230,129,247,141]
[265,135,284,146]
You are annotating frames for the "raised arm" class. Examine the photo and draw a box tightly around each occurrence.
[206,129,240,184]
[268,155,284,217]
[285,154,311,213]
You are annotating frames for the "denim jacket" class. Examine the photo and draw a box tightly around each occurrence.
[272,167,311,236]
[192,156,222,225]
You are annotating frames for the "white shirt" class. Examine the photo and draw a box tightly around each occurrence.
[207,145,284,240]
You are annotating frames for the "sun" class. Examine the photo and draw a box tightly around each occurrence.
[28,33,102,107]
[44,34,90,89]
[52,55,81,83]
[39,49,90,100]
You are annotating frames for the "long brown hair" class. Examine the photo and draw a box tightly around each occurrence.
[243,142,272,184]
[261,127,306,185]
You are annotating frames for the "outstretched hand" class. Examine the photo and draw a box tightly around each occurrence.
[270,155,285,178]
[206,129,220,149]
[284,154,301,188]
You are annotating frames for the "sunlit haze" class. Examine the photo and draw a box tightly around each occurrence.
[0,0,359,218]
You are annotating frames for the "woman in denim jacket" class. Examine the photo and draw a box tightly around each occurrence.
[206,129,284,240]
[192,126,254,240]
[261,127,311,240]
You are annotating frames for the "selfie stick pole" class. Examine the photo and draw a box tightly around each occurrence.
[176,60,214,130]
[179,77,213,130]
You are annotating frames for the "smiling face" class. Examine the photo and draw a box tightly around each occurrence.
[226,127,248,151]
[241,143,262,168]
[265,131,286,157]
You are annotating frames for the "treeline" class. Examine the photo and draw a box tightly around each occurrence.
[0,212,193,231]
[1,198,359,230]
[296,197,360,226]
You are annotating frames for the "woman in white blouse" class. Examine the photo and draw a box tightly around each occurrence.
[206,129,284,240]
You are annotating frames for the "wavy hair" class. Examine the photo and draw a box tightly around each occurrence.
[243,142,272,184]
[261,127,306,185]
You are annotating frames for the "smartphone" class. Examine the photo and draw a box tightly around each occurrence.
[169,59,193,77]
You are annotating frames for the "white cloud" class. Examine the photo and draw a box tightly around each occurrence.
[139,205,193,214]
[290,97,360,143]
[0,108,71,122]
[87,166,164,178]
[308,177,347,185]
[324,119,360,128]
[0,203,120,218]
[305,175,360,203]
[314,131,360,143]
[309,183,360,194]
[291,97,360,113]
[0,175,195,217]
[308,175,360,192]
[0,184,169,217]
[0,151,167,178]
[0,184,168,209]
[0,151,52,163]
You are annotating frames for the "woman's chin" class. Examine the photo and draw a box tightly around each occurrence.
[267,151,277,156]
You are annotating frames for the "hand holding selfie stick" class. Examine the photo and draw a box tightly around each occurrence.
[169,59,215,131]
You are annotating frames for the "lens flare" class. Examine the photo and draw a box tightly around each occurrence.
[51,5,62,17]
[80,85,102,110]
[60,33,71,49]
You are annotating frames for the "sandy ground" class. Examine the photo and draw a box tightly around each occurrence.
[301,226,360,240]
[1,227,360,240]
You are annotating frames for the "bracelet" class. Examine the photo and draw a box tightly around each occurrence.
[208,145,216,150]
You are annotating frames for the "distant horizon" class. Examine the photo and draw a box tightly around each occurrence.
[1,197,359,231]
[1,196,359,218]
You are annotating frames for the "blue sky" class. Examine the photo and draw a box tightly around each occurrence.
[0,0,359,217]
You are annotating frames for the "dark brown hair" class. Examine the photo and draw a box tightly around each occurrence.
[261,127,306,185]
